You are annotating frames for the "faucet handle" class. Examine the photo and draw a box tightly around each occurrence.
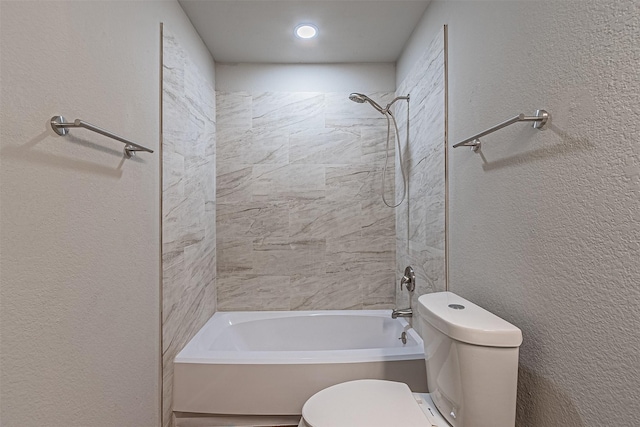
[400,266,415,292]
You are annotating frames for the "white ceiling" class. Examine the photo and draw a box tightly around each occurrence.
[178,0,431,64]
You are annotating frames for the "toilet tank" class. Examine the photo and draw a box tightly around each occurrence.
[417,292,523,427]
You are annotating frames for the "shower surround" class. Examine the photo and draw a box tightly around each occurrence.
[216,91,397,310]
[395,28,447,312]
[161,24,445,427]
[162,27,217,427]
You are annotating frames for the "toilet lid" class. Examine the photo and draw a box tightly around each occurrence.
[301,380,432,427]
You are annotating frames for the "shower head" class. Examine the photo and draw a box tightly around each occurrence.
[348,92,386,114]
[348,93,367,104]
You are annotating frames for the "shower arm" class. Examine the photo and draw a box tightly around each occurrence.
[383,95,410,113]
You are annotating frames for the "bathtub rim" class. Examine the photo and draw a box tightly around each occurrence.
[175,309,424,365]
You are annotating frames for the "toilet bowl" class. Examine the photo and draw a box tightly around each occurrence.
[298,292,523,427]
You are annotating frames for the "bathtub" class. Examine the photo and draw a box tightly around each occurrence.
[173,310,426,422]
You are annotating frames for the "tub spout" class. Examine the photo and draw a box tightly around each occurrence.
[391,308,412,319]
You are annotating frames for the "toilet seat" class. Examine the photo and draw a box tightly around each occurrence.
[301,380,449,427]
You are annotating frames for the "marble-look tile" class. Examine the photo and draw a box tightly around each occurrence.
[163,151,184,197]
[363,298,395,310]
[289,127,361,165]
[396,198,409,244]
[253,164,325,201]
[178,105,210,152]
[410,195,445,251]
[290,272,363,310]
[162,250,185,324]
[362,126,395,166]
[204,125,216,157]
[185,71,215,122]
[161,295,203,355]
[216,163,252,203]
[412,245,445,289]
[215,89,401,314]
[251,163,290,201]
[217,202,289,239]
[361,198,395,238]
[217,237,253,273]
[216,92,252,129]
[362,283,392,305]
[163,282,218,427]
[252,92,325,130]
[217,128,289,165]
[203,154,216,204]
[184,237,216,292]
[362,165,395,205]
[253,238,326,276]
[163,91,190,157]
[326,165,378,201]
[325,234,394,275]
[163,195,205,252]
[405,106,444,165]
[249,130,290,164]
[184,152,211,202]
[162,31,185,94]
[162,28,217,427]
[217,275,291,311]
[362,258,396,292]
[289,199,362,240]
[416,141,445,189]
[288,165,326,200]
[395,28,446,303]
[162,276,212,413]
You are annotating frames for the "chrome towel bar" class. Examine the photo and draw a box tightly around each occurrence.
[50,115,154,158]
[453,109,550,152]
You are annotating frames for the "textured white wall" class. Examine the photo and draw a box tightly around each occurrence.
[0,2,214,426]
[399,1,640,426]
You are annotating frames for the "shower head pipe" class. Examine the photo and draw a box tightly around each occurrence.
[347,92,410,208]
[349,93,410,115]
[386,95,410,111]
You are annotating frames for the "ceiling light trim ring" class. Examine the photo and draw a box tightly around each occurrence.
[295,24,318,39]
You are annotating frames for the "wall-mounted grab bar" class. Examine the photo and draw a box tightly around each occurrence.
[453,110,550,152]
[50,116,154,158]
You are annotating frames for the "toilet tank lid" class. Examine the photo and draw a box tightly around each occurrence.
[417,292,523,347]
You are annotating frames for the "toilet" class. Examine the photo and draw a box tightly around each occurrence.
[298,292,523,427]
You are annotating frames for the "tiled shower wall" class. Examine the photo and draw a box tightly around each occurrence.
[162,28,217,427]
[395,29,447,312]
[216,92,397,310]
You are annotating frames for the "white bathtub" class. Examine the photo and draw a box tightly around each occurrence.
[173,310,426,422]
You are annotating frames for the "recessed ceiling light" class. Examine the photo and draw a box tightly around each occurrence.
[295,24,318,39]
